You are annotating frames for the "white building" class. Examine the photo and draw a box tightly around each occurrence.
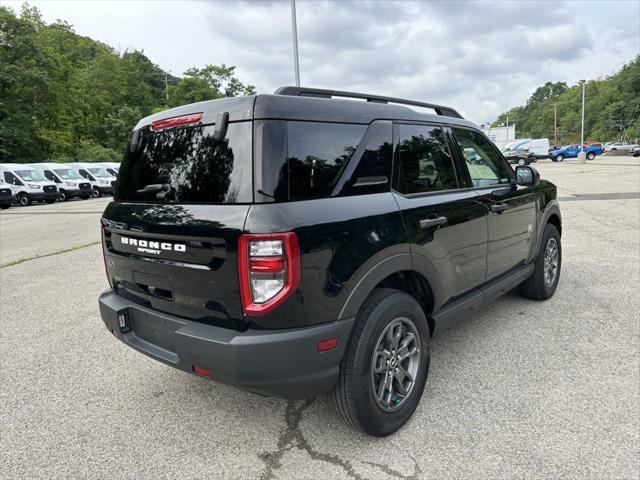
[481,125,516,150]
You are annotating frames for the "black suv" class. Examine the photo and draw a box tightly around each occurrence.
[99,87,562,436]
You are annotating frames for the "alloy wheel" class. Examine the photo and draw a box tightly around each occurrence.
[371,317,421,412]
[543,237,559,287]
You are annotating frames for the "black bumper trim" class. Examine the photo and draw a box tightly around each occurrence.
[99,289,354,398]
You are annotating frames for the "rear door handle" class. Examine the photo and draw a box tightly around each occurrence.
[419,216,448,229]
[490,203,510,213]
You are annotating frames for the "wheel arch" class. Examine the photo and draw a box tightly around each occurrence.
[338,253,442,336]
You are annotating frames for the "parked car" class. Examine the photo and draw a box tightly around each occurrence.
[502,148,537,165]
[0,164,58,206]
[0,181,14,209]
[27,163,92,201]
[550,144,603,161]
[99,87,562,437]
[604,141,635,153]
[65,163,116,198]
[94,162,120,177]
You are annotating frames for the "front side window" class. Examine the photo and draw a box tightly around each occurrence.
[452,128,513,187]
[396,124,458,194]
[4,172,22,185]
[116,121,252,204]
[87,167,111,178]
[287,122,366,201]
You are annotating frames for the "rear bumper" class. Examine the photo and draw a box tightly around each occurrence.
[98,289,353,398]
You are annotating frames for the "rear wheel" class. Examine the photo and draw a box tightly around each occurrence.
[519,223,561,300]
[331,288,430,437]
[18,193,31,207]
[517,158,527,166]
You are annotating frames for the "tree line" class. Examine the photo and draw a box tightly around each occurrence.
[492,57,640,144]
[0,5,255,164]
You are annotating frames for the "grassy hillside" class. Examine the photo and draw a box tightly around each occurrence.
[492,57,640,144]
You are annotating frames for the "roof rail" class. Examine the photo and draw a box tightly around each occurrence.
[274,86,463,119]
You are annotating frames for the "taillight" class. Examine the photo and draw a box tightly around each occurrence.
[101,226,113,288]
[238,233,300,316]
[150,112,202,132]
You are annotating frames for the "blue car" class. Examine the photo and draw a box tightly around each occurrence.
[550,144,603,162]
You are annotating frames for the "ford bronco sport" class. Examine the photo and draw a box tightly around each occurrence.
[99,87,562,436]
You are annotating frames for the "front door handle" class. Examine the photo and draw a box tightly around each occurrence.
[490,203,510,213]
[419,216,448,229]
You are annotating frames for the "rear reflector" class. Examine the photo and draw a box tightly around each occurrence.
[317,337,339,352]
[151,113,203,132]
[192,365,212,379]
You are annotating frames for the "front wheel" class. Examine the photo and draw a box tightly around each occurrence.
[17,193,31,207]
[91,188,100,198]
[517,158,527,166]
[556,154,564,162]
[587,152,595,160]
[519,223,561,300]
[331,288,430,437]
[58,190,68,202]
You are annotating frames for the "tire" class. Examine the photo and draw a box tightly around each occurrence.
[17,193,31,207]
[59,190,68,202]
[91,188,100,198]
[556,154,564,162]
[587,152,595,160]
[331,288,430,437]
[517,158,526,166]
[518,223,561,300]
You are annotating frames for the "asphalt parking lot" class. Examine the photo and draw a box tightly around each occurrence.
[1,157,638,479]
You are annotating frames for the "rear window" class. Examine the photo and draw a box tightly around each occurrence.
[116,122,252,204]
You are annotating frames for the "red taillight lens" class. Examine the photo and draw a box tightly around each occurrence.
[101,226,113,288]
[150,112,202,132]
[238,232,300,316]
[317,337,339,352]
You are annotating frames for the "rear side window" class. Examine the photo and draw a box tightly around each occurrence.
[116,122,252,204]
[396,124,458,194]
[287,122,366,201]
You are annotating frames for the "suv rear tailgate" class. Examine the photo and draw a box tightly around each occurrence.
[102,202,249,330]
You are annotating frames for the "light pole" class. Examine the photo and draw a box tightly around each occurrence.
[506,112,509,141]
[577,79,587,163]
[290,0,301,87]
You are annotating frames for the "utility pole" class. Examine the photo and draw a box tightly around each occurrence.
[577,80,587,163]
[164,71,169,103]
[290,0,301,87]
[506,112,509,141]
[553,104,557,146]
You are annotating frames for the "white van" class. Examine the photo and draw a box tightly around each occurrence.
[505,138,550,159]
[27,163,93,202]
[0,164,58,206]
[65,163,116,198]
[94,162,120,177]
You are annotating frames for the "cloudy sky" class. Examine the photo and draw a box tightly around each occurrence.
[3,0,639,123]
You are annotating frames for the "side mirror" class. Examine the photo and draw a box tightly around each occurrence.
[515,165,540,187]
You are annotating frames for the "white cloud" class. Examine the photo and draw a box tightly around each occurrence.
[2,0,638,124]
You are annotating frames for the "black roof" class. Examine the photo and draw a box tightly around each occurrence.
[134,88,477,130]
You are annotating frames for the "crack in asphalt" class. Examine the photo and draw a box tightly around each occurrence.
[0,240,100,268]
[258,400,422,480]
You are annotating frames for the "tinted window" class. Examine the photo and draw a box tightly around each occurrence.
[4,172,21,185]
[339,122,393,196]
[396,124,458,194]
[255,120,288,202]
[452,128,513,187]
[116,122,252,204]
[287,122,365,201]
